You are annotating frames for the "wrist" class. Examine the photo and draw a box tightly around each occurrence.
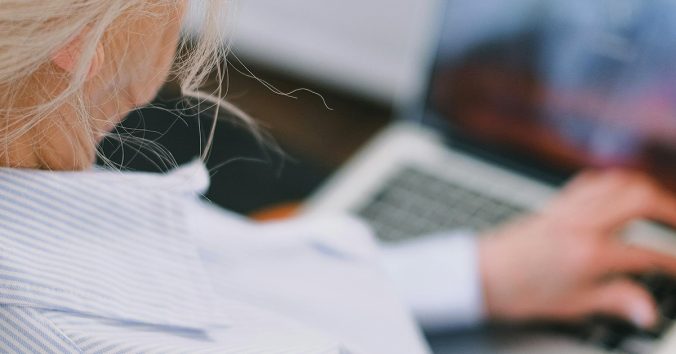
[479,236,498,318]
[479,234,516,321]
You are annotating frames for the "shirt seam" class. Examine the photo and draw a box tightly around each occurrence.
[0,283,113,302]
[30,308,84,354]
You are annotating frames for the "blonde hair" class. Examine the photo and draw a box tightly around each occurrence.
[0,0,240,169]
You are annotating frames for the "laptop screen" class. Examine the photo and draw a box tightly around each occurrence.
[423,0,676,187]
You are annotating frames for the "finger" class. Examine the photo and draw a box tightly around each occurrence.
[562,170,602,194]
[594,178,676,231]
[552,170,654,222]
[577,279,657,329]
[556,169,613,205]
[601,243,676,276]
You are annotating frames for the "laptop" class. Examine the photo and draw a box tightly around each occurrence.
[303,0,676,353]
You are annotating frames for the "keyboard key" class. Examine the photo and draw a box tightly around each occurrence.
[356,166,526,241]
[621,336,657,354]
[637,273,676,320]
[583,317,636,350]
[635,317,670,339]
[578,273,676,352]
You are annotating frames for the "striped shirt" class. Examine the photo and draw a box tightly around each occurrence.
[0,161,430,353]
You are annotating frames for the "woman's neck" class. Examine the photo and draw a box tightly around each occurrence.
[1,126,94,171]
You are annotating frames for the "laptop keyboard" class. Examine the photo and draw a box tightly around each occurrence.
[577,273,676,353]
[354,165,676,353]
[356,166,526,242]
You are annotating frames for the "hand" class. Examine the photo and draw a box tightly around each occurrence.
[479,170,676,329]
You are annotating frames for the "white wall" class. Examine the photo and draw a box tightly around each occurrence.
[194,0,442,105]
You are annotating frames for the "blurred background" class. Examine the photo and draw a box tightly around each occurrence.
[99,0,442,215]
[99,0,676,214]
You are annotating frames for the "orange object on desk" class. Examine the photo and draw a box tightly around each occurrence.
[250,202,302,221]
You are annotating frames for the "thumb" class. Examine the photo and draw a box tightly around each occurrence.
[581,279,658,329]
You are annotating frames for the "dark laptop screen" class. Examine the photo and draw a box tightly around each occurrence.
[424,0,676,187]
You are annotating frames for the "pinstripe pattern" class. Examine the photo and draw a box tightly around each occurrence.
[0,161,350,353]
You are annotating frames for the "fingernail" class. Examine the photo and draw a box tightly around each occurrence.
[631,302,656,328]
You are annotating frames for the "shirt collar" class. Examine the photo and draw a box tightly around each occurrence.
[0,160,221,332]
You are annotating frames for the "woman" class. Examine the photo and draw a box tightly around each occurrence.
[2,1,676,353]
